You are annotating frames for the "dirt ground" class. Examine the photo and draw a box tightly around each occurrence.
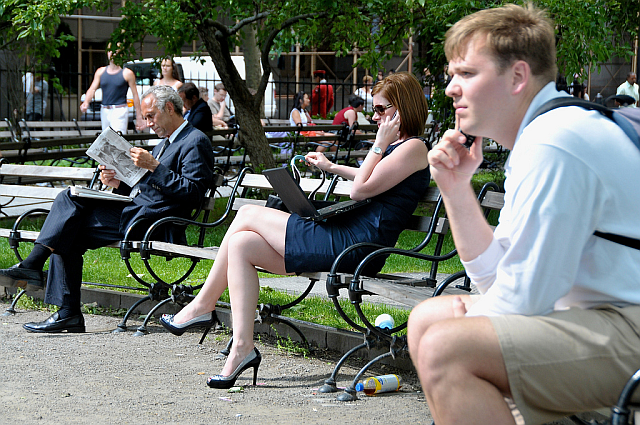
[0,302,431,425]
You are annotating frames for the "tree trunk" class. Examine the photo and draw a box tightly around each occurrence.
[197,24,276,171]
[242,25,264,118]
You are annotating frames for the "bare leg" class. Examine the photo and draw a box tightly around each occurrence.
[221,229,288,376]
[172,205,290,324]
[408,296,514,425]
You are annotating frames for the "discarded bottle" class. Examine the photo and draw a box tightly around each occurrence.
[374,313,395,330]
[355,374,403,395]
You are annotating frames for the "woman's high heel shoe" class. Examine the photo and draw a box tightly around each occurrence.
[160,311,218,344]
[207,347,262,389]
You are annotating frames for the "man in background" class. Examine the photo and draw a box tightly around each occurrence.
[616,72,639,107]
[80,45,144,133]
[208,83,233,128]
[178,82,213,132]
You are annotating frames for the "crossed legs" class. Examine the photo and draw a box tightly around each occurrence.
[172,205,291,376]
[407,295,515,425]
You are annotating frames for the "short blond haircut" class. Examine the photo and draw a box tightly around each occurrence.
[444,3,557,83]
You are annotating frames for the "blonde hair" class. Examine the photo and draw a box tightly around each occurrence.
[444,3,557,83]
[372,72,429,137]
[363,75,373,84]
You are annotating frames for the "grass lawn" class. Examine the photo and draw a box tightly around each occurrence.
[0,169,504,333]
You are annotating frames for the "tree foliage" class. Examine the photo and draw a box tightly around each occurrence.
[411,0,640,129]
[110,0,415,170]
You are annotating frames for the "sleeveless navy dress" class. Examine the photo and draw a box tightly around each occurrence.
[284,138,430,275]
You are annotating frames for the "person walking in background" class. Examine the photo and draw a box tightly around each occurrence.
[355,75,374,112]
[616,72,639,107]
[80,45,144,133]
[311,70,334,119]
[26,73,48,121]
[154,58,183,91]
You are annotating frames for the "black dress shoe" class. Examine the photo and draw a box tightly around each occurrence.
[0,264,45,291]
[23,312,85,333]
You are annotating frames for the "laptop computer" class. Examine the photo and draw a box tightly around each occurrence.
[263,167,370,222]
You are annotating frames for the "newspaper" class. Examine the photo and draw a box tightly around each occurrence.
[69,185,132,202]
[85,127,148,187]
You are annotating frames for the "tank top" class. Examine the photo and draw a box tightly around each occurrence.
[332,106,354,125]
[101,68,129,106]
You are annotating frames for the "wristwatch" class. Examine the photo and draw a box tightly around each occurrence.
[371,146,383,155]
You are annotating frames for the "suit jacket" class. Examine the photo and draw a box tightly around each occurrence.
[187,98,213,132]
[115,123,216,243]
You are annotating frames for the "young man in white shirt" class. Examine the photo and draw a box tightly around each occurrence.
[407,4,640,425]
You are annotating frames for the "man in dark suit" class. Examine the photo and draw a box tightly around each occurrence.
[0,85,216,333]
[178,82,213,132]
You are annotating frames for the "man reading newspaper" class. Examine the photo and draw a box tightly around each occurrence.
[0,86,216,333]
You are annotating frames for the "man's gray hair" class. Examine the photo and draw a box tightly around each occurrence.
[142,85,183,115]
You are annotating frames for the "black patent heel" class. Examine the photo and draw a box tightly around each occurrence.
[207,347,262,389]
[252,363,259,386]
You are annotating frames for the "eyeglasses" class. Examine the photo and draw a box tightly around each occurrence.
[373,104,393,115]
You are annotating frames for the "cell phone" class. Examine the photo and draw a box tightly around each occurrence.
[391,110,398,120]
[460,131,476,148]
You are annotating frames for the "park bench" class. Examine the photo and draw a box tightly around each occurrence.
[0,161,225,322]
[319,182,503,401]
[121,167,502,353]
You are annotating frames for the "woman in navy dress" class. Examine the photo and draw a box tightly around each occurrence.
[160,72,431,389]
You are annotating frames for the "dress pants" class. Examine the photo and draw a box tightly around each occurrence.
[37,189,127,308]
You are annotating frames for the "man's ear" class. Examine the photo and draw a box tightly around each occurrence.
[165,101,175,114]
[511,60,530,95]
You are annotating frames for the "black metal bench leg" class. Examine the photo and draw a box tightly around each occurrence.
[133,297,172,336]
[2,289,27,316]
[112,294,152,333]
[337,351,394,402]
[318,342,368,393]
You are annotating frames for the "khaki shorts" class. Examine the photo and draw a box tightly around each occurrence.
[490,305,640,425]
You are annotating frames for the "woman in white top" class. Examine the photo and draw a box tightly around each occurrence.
[289,91,312,126]
[355,75,374,112]
[154,58,183,91]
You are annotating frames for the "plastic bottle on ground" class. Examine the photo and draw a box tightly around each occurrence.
[355,374,403,395]
[374,313,395,330]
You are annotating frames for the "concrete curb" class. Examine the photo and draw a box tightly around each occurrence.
[3,285,415,372]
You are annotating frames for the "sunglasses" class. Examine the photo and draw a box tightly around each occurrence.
[373,104,394,115]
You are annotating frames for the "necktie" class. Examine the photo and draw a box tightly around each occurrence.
[131,138,169,198]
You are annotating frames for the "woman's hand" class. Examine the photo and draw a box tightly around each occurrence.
[374,110,401,149]
[304,152,332,172]
[99,165,120,189]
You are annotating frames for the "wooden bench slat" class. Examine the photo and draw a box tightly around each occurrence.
[0,184,65,200]
[0,164,95,180]
[147,242,220,260]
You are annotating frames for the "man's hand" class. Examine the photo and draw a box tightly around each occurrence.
[135,113,145,132]
[452,296,468,318]
[99,165,120,188]
[130,147,159,172]
[80,101,89,114]
[428,128,483,193]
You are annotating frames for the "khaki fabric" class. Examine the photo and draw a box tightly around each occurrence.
[490,305,640,424]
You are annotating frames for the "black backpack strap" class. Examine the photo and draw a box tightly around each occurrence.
[527,97,640,251]
[528,97,640,152]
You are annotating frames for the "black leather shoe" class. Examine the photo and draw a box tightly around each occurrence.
[0,264,44,291]
[23,312,85,333]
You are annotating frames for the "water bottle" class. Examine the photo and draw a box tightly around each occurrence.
[355,374,403,395]
[374,313,395,330]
